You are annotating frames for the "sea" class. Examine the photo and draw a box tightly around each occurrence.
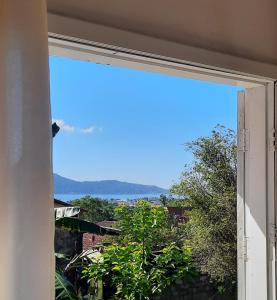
[55,193,164,202]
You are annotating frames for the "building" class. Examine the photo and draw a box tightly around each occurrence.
[54,199,83,256]
[54,199,119,256]
[83,221,118,251]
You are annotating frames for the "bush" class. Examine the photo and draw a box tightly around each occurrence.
[83,243,197,300]
[83,200,197,299]
[114,200,185,250]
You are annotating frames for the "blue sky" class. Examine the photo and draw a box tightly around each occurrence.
[49,56,241,189]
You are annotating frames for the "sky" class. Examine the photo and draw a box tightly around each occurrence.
[49,56,241,189]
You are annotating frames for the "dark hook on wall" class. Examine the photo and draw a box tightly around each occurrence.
[52,122,60,138]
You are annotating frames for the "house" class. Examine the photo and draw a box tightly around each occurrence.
[1,1,277,299]
[54,199,119,256]
[83,220,118,250]
[54,199,83,256]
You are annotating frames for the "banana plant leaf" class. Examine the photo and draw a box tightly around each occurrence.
[55,217,120,236]
[55,270,78,300]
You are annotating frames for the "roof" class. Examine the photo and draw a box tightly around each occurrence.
[56,217,120,235]
[96,220,118,228]
[54,198,71,207]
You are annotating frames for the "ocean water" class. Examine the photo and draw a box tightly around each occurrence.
[55,193,164,202]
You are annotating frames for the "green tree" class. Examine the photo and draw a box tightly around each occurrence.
[159,194,168,206]
[115,200,168,253]
[171,125,237,292]
[70,196,116,223]
[83,200,197,299]
[83,200,198,300]
[115,200,185,251]
[159,194,188,207]
[83,243,196,300]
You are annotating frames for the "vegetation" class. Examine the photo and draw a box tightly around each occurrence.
[159,194,188,207]
[83,200,197,299]
[56,125,238,299]
[159,194,169,206]
[55,270,78,300]
[115,200,168,250]
[84,243,196,300]
[55,252,94,299]
[171,125,237,292]
[70,196,116,223]
[113,200,186,250]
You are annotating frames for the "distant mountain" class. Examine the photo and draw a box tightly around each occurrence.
[54,174,168,195]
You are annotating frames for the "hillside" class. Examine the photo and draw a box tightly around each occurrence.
[54,174,168,195]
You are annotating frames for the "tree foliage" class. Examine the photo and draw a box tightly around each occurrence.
[83,243,196,300]
[159,194,187,207]
[83,200,197,299]
[114,200,185,250]
[70,196,116,223]
[115,200,167,251]
[171,125,237,291]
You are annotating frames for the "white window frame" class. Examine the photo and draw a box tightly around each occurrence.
[48,36,276,300]
[237,85,276,300]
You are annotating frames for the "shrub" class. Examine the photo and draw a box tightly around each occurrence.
[83,243,197,300]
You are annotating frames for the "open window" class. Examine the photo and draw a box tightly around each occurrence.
[49,38,277,300]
